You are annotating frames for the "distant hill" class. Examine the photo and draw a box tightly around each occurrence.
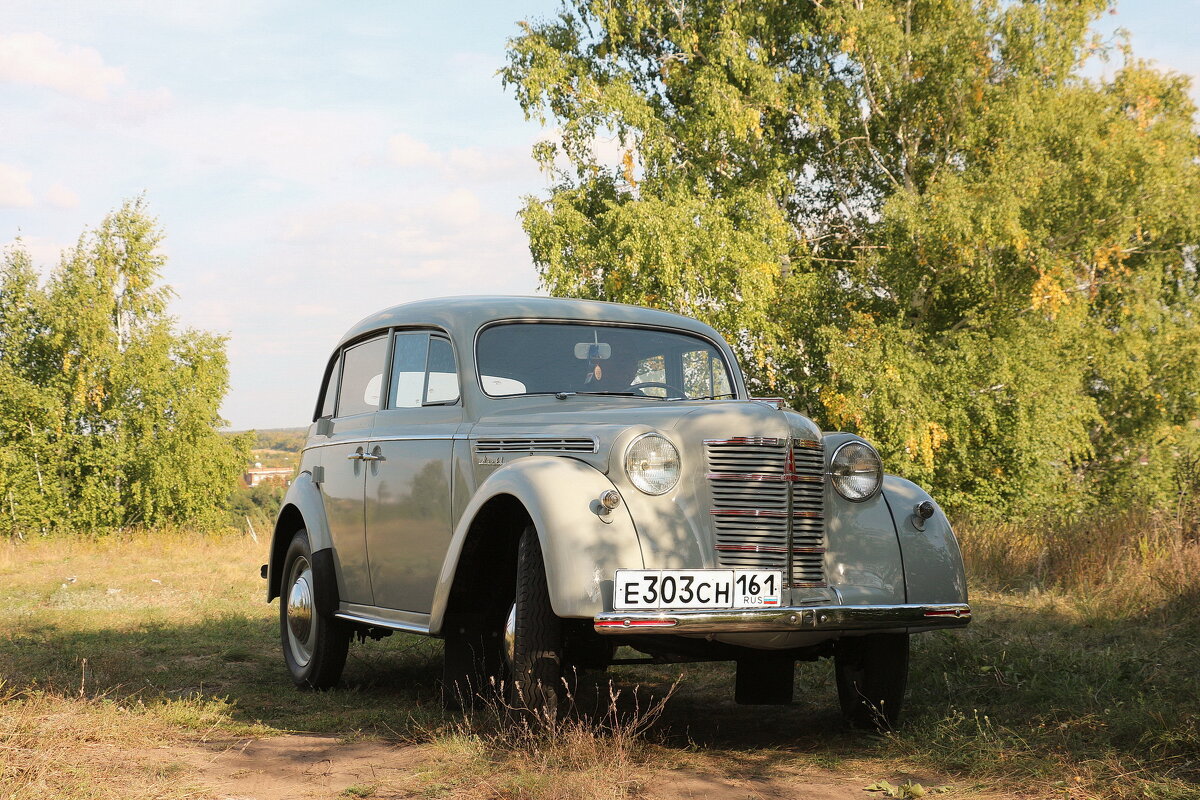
[222,427,308,469]
[249,427,308,453]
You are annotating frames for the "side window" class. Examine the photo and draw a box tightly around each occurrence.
[683,348,732,399]
[336,335,387,417]
[388,332,460,409]
[389,332,429,409]
[317,354,341,418]
[425,337,459,404]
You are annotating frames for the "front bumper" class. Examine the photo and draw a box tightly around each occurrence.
[594,602,971,635]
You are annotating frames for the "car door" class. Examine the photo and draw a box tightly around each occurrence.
[364,331,463,613]
[311,334,387,606]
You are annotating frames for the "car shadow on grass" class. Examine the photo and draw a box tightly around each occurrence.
[2,598,1197,795]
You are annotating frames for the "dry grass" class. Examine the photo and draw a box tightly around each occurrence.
[956,506,1200,613]
[0,686,263,800]
[409,684,676,799]
[1,520,1198,799]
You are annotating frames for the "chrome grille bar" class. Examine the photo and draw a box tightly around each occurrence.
[705,437,827,588]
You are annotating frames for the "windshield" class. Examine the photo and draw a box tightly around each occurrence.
[476,322,736,400]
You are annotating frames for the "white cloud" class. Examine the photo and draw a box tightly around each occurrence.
[428,188,482,225]
[0,32,125,101]
[387,132,439,169]
[0,163,36,207]
[134,104,390,183]
[292,303,338,317]
[44,183,79,208]
[386,131,533,185]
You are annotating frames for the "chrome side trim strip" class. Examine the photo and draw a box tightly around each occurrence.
[594,603,972,635]
[334,610,431,635]
[306,433,468,451]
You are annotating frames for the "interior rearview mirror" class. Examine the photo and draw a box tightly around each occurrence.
[574,342,611,360]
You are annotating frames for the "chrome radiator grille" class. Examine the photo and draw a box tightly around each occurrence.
[705,437,826,588]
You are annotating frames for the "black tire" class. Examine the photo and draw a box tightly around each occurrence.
[834,633,910,730]
[508,525,564,718]
[279,528,350,690]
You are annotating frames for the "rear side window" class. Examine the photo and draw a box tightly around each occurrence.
[425,337,458,404]
[336,335,387,417]
[388,332,460,408]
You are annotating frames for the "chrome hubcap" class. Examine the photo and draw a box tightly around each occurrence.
[503,603,517,670]
[285,557,315,667]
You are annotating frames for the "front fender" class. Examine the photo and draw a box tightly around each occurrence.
[430,456,643,634]
[881,476,968,604]
[266,471,333,602]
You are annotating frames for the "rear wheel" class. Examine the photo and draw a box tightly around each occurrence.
[280,529,350,690]
[834,633,910,729]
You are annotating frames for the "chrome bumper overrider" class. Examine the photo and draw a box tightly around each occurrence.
[593,603,971,634]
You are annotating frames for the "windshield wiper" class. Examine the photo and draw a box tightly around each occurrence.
[667,393,736,401]
[554,391,652,400]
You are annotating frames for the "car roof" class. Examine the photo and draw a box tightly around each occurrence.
[335,295,727,349]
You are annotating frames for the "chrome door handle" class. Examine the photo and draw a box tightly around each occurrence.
[346,451,364,461]
[362,449,385,462]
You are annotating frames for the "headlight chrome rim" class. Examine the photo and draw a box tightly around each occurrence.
[829,440,883,502]
[624,432,681,495]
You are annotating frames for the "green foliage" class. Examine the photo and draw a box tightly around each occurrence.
[227,480,287,529]
[0,198,250,535]
[504,0,1200,517]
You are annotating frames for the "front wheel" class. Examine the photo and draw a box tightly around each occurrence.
[280,528,350,690]
[507,525,565,718]
[834,633,910,729]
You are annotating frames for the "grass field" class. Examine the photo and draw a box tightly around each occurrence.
[1,522,1197,799]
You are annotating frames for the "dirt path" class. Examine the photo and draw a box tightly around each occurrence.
[172,733,979,800]
[175,735,423,800]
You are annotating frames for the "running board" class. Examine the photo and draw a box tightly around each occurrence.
[334,609,431,635]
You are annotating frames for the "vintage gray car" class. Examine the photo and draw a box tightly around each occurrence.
[266,296,969,726]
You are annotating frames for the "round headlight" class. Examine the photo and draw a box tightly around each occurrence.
[829,441,882,501]
[624,433,681,495]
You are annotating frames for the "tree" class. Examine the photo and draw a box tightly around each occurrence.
[0,199,250,535]
[503,0,1200,517]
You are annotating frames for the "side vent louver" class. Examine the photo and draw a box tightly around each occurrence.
[475,437,598,454]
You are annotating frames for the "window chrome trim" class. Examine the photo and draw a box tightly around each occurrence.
[303,433,468,452]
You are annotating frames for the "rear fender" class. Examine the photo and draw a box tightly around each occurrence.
[430,456,642,634]
[266,471,334,602]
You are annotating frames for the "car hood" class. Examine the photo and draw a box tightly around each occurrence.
[468,398,823,469]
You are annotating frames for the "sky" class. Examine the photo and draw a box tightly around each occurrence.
[1,1,1197,431]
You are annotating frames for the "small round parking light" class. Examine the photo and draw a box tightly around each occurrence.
[599,489,622,511]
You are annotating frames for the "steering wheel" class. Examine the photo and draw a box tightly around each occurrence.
[631,381,687,399]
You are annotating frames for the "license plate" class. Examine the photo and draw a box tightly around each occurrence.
[613,569,782,610]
